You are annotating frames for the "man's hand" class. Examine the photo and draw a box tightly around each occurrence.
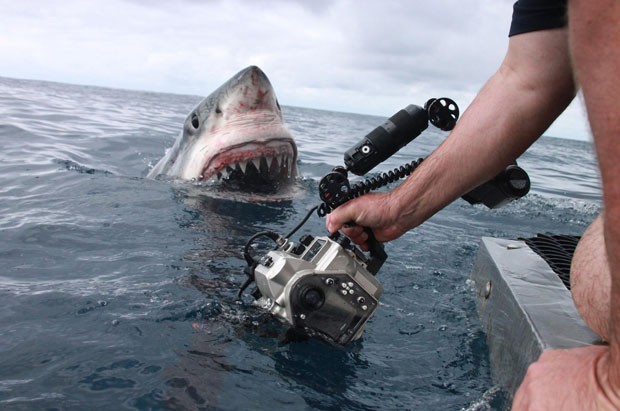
[325,191,410,249]
[512,345,620,410]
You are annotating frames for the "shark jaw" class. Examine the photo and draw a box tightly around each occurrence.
[195,138,297,193]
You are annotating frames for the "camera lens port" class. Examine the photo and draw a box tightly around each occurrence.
[298,286,325,311]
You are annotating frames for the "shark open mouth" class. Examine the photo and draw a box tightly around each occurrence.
[200,139,297,190]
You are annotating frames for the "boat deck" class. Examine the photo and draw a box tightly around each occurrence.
[470,236,603,396]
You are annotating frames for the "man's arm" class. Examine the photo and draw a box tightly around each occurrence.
[327,28,575,243]
[513,1,620,409]
[571,0,620,387]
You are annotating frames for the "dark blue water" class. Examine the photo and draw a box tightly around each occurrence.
[0,76,601,410]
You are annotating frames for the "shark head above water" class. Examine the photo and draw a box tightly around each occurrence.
[148,66,298,191]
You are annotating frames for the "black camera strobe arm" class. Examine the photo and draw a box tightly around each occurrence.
[317,98,459,217]
[310,98,459,280]
[317,95,530,215]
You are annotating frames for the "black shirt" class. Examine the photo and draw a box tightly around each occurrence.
[509,0,568,37]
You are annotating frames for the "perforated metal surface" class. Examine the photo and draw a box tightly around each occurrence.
[520,234,580,290]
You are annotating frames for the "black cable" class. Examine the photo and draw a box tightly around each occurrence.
[239,231,282,298]
[286,205,319,238]
[243,230,281,266]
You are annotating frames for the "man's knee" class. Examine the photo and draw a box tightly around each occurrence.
[571,215,611,340]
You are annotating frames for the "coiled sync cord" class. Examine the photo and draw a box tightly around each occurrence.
[317,157,424,217]
[348,158,424,199]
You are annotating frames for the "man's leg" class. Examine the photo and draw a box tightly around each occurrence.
[571,214,611,341]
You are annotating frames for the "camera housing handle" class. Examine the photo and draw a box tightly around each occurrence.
[329,226,387,275]
[361,228,387,274]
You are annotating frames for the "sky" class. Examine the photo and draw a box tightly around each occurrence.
[0,0,591,141]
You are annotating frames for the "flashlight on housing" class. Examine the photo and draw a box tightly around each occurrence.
[461,163,531,209]
[344,98,459,176]
[344,105,428,176]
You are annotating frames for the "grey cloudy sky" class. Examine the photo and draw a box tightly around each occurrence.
[0,0,591,140]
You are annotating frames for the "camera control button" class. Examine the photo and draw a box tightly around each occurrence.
[299,235,314,246]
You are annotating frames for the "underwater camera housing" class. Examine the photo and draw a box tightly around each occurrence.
[251,231,384,345]
[242,97,530,345]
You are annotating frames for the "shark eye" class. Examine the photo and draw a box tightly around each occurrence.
[215,106,222,114]
[276,99,281,111]
[191,113,200,129]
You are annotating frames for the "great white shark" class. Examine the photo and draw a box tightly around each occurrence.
[148,66,298,192]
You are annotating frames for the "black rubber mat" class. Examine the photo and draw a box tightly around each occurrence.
[520,234,581,290]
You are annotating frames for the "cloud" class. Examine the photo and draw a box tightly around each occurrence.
[0,0,591,140]
[0,0,510,91]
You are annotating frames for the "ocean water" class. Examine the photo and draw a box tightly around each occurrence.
[0,76,601,411]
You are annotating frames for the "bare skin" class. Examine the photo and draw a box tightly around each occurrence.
[571,215,610,341]
[513,0,620,408]
[326,1,620,408]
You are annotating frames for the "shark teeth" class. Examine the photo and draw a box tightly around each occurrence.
[251,158,261,170]
[238,161,247,173]
[214,154,294,181]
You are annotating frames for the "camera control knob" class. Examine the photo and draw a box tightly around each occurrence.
[259,256,273,267]
[291,243,306,256]
[299,235,314,246]
[334,234,351,249]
